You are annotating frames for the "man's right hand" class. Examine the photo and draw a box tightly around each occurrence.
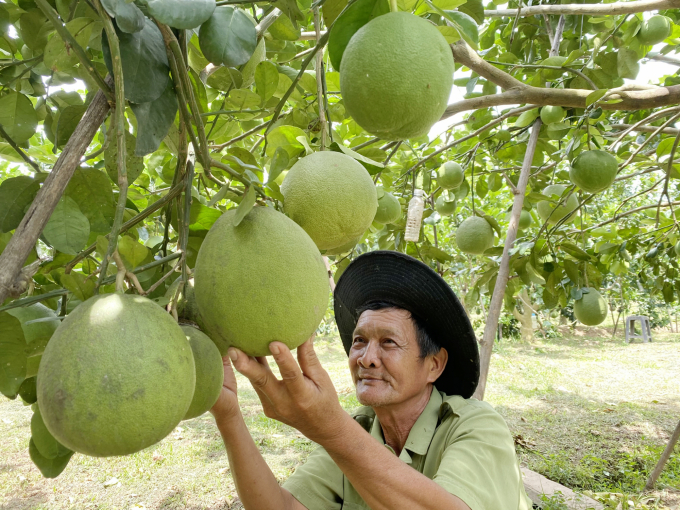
[210,355,241,420]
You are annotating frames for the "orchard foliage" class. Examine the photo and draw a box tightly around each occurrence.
[0,0,679,476]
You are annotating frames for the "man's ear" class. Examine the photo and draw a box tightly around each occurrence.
[426,347,448,383]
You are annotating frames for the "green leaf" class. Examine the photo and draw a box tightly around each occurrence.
[0,92,38,143]
[101,0,145,33]
[265,125,307,158]
[255,61,279,102]
[29,438,73,479]
[118,235,149,269]
[457,0,484,24]
[267,146,289,184]
[514,108,539,127]
[130,81,178,157]
[275,0,305,28]
[102,19,170,104]
[0,312,27,399]
[233,186,257,227]
[560,241,591,261]
[105,131,145,185]
[147,0,216,30]
[323,0,348,26]
[31,406,71,459]
[617,48,640,79]
[0,176,40,233]
[268,13,300,41]
[585,89,608,107]
[331,141,385,168]
[64,167,116,233]
[226,89,262,110]
[44,18,97,72]
[563,259,581,284]
[198,7,257,67]
[55,105,87,150]
[206,66,242,91]
[20,9,50,51]
[60,271,96,301]
[43,196,90,255]
[436,25,461,44]
[328,0,390,71]
[438,8,479,49]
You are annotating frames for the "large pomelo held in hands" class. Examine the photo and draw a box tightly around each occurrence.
[194,206,329,357]
[181,326,224,420]
[537,184,579,224]
[36,293,195,457]
[339,12,454,140]
[281,151,377,253]
[569,150,617,194]
[574,288,608,326]
[456,216,494,255]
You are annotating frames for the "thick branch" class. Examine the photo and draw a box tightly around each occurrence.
[0,77,113,304]
[486,0,680,17]
[610,123,679,135]
[450,40,524,91]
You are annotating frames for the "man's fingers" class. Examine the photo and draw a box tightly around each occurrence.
[297,338,324,379]
[269,342,305,389]
[230,348,275,392]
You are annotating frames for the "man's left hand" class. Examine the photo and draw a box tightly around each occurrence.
[229,338,349,444]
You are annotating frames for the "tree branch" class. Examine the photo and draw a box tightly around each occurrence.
[486,0,680,17]
[0,124,42,172]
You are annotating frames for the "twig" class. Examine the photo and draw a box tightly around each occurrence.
[0,124,42,172]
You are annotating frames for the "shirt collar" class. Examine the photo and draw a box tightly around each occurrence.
[369,386,444,464]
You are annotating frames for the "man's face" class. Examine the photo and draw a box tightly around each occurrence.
[349,308,446,408]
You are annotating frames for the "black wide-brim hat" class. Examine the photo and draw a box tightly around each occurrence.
[334,250,480,398]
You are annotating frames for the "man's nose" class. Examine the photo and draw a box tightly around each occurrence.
[358,340,381,368]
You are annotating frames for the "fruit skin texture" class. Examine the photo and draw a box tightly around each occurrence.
[518,210,532,230]
[194,206,329,357]
[540,106,565,125]
[574,288,608,326]
[339,12,454,140]
[437,162,464,189]
[37,293,195,457]
[435,196,457,215]
[281,151,377,253]
[374,189,402,224]
[569,150,618,193]
[637,15,671,45]
[537,184,579,224]
[456,217,494,255]
[181,326,224,420]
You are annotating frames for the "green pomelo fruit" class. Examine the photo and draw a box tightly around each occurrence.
[574,288,608,326]
[6,303,58,357]
[435,195,457,215]
[374,190,401,224]
[281,151,377,252]
[19,376,37,404]
[541,56,567,80]
[540,105,565,125]
[637,15,671,45]
[518,210,532,230]
[181,325,224,420]
[241,37,266,87]
[437,161,464,190]
[37,293,195,457]
[456,217,494,255]
[165,277,206,330]
[569,150,617,193]
[194,206,329,357]
[537,184,579,224]
[324,236,362,256]
[339,12,454,140]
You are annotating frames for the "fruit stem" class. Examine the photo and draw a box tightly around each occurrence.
[389,0,398,12]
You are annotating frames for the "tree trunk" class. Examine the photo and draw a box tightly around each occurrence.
[512,290,535,342]
[474,122,542,400]
[0,78,112,305]
[645,419,680,490]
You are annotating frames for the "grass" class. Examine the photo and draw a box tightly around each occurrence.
[1,328,678,510]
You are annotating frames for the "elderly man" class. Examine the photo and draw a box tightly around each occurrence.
[211,251,531,510]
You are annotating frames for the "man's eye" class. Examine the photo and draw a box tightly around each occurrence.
[352,337,365,344]
[383,338,395,344]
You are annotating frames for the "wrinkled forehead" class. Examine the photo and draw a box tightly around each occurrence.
[353,307,416,338]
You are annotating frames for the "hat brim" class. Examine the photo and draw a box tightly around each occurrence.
[333,250,480,398]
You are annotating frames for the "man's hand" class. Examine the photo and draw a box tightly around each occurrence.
[229,337,349,444]
[210,355,241,420]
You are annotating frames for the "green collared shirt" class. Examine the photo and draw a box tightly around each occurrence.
[283,387,532,510]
